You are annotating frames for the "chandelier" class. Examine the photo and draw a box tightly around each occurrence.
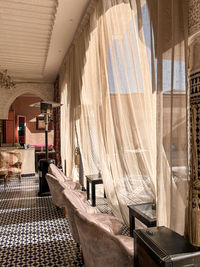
[0,69,15,89]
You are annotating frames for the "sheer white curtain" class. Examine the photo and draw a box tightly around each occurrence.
[156,0,188,234]
[60,0,188,231]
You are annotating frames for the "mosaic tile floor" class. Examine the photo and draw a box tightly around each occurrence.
[0,175,83,267]
[0,175,129,267]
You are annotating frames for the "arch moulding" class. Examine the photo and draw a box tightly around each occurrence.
[0,83,54,120]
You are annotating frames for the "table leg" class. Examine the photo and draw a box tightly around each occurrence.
[87,180,90,200]
[91,183,96,206]
[104,189,106,198]
[129,214,135,237]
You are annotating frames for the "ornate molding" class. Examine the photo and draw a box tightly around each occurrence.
[188,34,200,75]
[189,0,200,36]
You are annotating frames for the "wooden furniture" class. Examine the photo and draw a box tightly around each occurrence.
[128,203,156,237]
[0,147,35,176]
[86,174,106,207]
[133,226,200,267]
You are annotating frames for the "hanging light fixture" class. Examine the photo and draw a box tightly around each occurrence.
[0,68,15,89]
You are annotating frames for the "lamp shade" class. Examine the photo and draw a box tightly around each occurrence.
[29,101,62,110]
[40,102,52,114]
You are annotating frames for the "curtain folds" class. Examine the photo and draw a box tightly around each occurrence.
[53,76,61,167]
[156,0,188,234]
[60,0,188,232]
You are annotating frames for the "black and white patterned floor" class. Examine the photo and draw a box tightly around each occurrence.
[0,175,129,267]
[0,175,83,267]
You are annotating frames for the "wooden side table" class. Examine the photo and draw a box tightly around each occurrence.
[128,203,156,237]
[86,174,105,206]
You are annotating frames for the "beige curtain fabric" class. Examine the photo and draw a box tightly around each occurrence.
[156,0,188,235]
[60,0,188,231]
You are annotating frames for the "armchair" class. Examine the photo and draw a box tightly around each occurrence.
[74,209,134,267]
[0,151,22,188]
[62,188,100,244]
[46,173,85,208]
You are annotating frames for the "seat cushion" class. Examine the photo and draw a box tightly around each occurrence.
[0,151,21,168]
[46,173,81,192]
[8,167,21,175]
[0,167,8,175]
[65,180,81,190]
[48,163,71,182]
[46,174,84,208]
[82,213,124,235]
[115,235,134,255]
[63,188,99,214]
[62,188,99,243]
[74,209,134,267]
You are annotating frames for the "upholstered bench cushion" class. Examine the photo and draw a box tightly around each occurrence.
[115,235,134,255]
[74,209,134,267]
[81,213,123,235]
[46,174,84,208]
[48,163,71,182]
[46,174,81,192]
[62,188,99,243]
[63,188,99,214]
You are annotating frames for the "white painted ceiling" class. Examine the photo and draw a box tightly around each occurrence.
[0,0,90,83]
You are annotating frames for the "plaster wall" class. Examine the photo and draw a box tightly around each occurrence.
[12,96,54,146]
[0,83,54,120]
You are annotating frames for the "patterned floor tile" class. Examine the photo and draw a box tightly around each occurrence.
[0,176,83,267]
[0,175,129,266]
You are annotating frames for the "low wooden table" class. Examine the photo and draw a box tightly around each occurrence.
[128,203,156,237]
[86,174,105,206]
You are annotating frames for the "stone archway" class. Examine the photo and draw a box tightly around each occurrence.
[0,83,54,119]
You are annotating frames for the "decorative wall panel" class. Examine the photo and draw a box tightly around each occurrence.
[53,77,61,167]
[189,0,200,36]
[189,71,200,245]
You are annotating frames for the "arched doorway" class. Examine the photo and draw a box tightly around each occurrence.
[1,93,54,148]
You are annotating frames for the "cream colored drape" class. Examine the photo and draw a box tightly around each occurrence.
[156,0,188,235]
[60,0,188,231]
